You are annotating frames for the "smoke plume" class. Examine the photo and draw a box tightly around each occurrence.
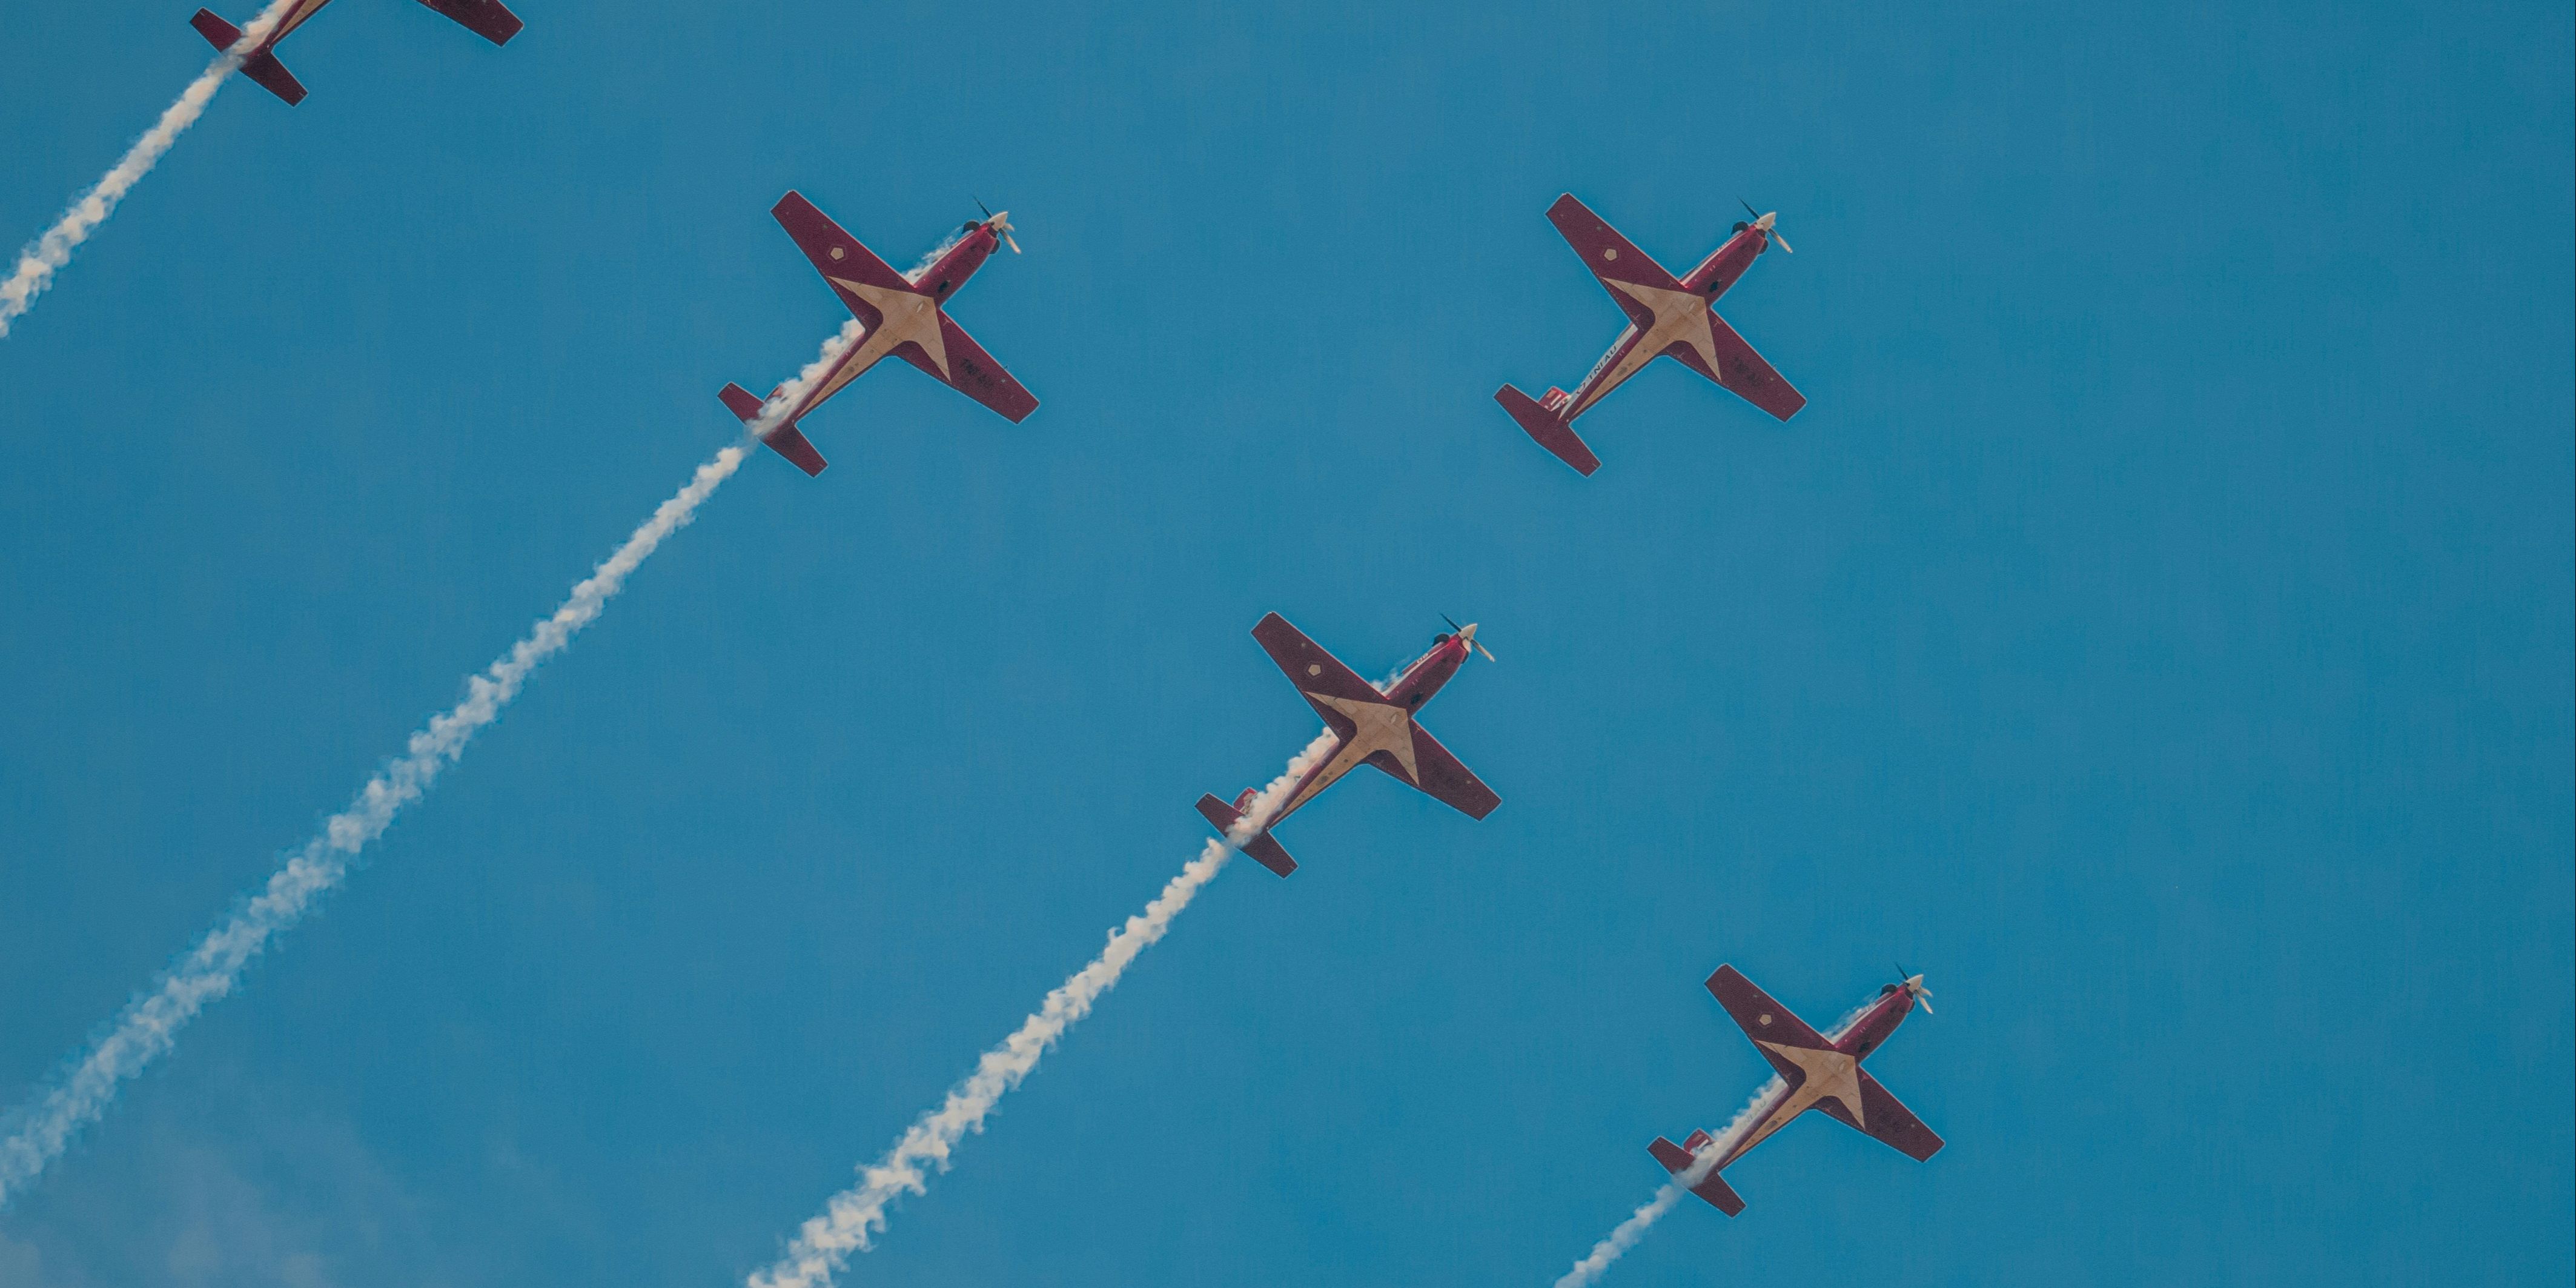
[746,730,1342,1288]
[0,1,300,338]
[0,319,869,1205]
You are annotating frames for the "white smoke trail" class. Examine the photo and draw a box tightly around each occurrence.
[747,729,1343,1288]
[0,320,868,1206]
[0,446,742,1204]
[0,1,300,339]
[1549,994,1882,1286]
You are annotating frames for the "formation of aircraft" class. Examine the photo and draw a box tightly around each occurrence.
[1497,194,1807,475]
[720,193,1039,477]
[1194,613,1500,876]
[1648,964,1944,1215]
[82,28,1948,1215]
[190,0,522,105]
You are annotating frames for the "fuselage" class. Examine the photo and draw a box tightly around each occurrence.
[790,224,1005,421]
[1562,222,1779,420]
[1259,632,1472,828]
[248,0,337,53]
[1706,984,1918,1173]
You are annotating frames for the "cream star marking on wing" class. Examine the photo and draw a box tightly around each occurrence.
[1274,691,1420,816]
[1757,1040,1866,1124]
[1568,277,1721,417]
[788,277,953,414]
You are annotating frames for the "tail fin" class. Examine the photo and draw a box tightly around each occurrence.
[1648,1137,1746,1216]
[719,382,827,477]
[1194,794,1297,877]
[193,10,308,104]
[1495,384,1599,475]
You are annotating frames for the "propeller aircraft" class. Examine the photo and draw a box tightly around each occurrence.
[189,0,523,106]
[720,192,1038,477]
[1497,194,1806,475]
[1649,964,1945,1217]
[1196,614,1500,876]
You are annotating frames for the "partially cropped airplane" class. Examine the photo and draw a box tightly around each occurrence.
[1196,613,1500,875]
[190,0,523,106]
[1649,964,1944,1216]
[721,192,1038,477]
[1496,194,1806,475]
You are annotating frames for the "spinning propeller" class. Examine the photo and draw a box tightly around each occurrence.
[1739,199,1793,254]
[1442,614,1497,662]
[975,199,1021,254]
[1894,964,1934,1015]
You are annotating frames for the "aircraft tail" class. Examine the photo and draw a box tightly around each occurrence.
[1648,1135,1746,1216]
[719,382,828,477]
[1194,793,1296,877]
[191,10,307,105]
[1495,383,1599,476]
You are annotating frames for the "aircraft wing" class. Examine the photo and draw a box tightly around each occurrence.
[772,191,911,329]
[1253,612,1383,735]
[1706,964,1833,1079]
[1810,1071,1947,1161]
[894,314,1039,422]
[415,0,521,44]
[1663,313,1807,422]
[1546,193,1687,331]
[1370,721,1500,819]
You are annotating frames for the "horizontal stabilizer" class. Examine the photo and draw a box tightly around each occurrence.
[192,10,308,104]
[1495,383,1598,475]
[719,382,827,477]
[1648,1137,1745,1216]
[237,50,309,105]
[188,8,242,49]
[1194,794,1297,877]
[416,0,524,44]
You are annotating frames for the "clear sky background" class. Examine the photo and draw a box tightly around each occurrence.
[1,1,2569,1284]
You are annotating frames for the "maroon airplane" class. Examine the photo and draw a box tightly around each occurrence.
[1496,194,1806,476]
[720,193,1038,477]
[1649,964,1944,1216]
[1195,614,1500,875]
[190,0,522,106]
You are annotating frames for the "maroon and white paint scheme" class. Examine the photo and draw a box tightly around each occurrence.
[1196,614,1500,876]
[721,192,1038,477]
[1496,194,1806,475]
[1649,964,1944,1217]
[189,0,522,106]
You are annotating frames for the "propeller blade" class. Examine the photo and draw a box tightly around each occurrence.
[975,196,993,219]
[1740,198,1760,220]
[1770,228,1793,254]
[1475,641,1497,662]
[1002,230,1021,254]
[1442,614,1463,634]
[1916,994,1933,1015]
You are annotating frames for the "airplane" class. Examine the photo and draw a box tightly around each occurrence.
[1195,613,1500,876]
[1495,194,1807,476]
[1648,964,1944,1217]
[189,0,523,106]
[720,192,1038,477]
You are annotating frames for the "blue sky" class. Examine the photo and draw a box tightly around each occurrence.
[1,0,2569,1283]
